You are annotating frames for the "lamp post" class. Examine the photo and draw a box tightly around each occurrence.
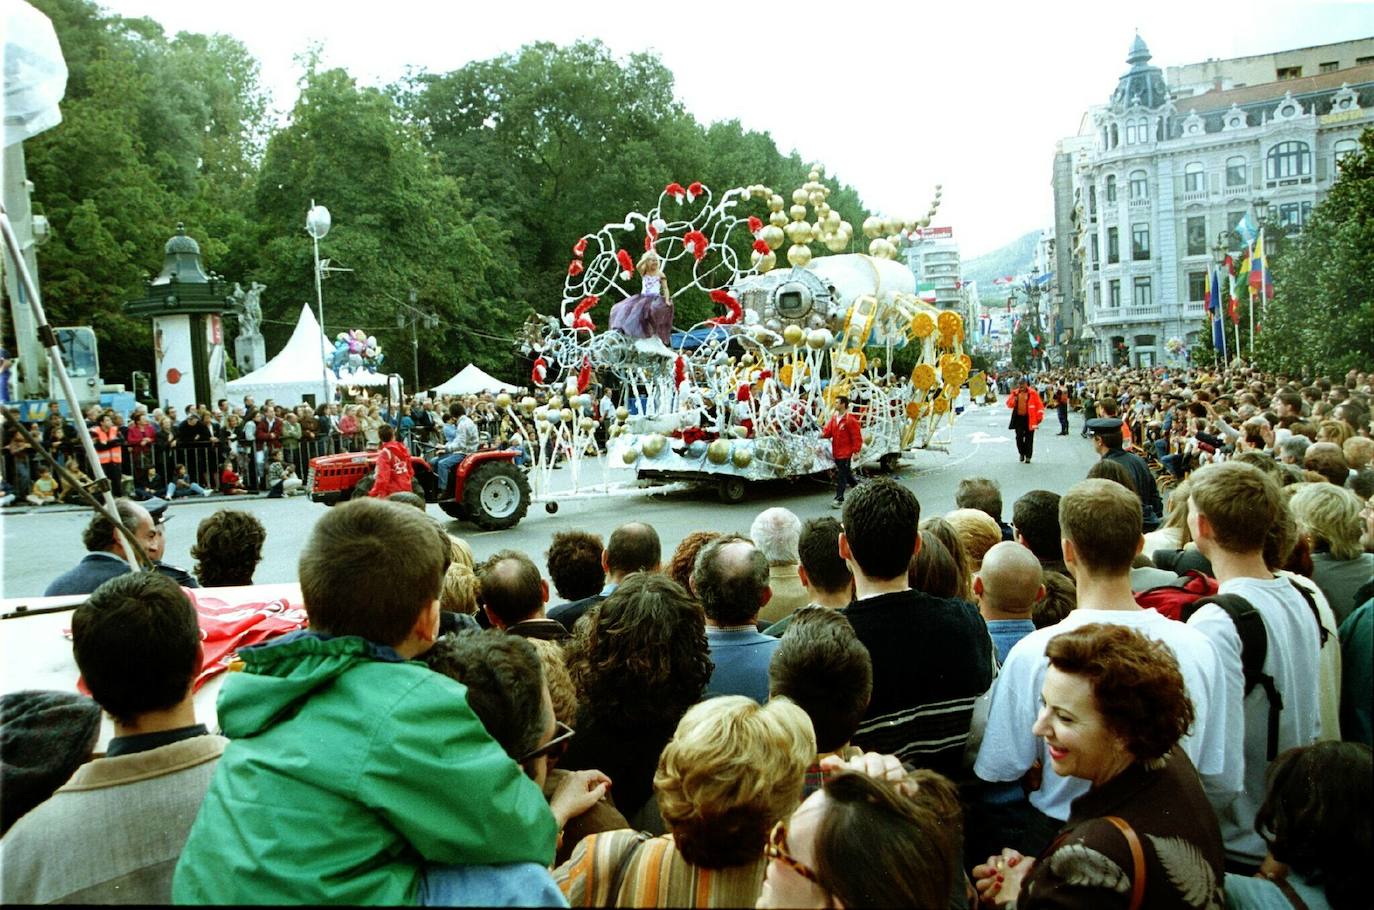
[1010,266,1045,373]
[306,202,332,405]
[387,288,438,392]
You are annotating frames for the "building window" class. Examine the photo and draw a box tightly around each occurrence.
[1266,141,1311,180]
[1109,279,1121,308]
[1105,175,1117,203]
[1091,233,1100,266]
[1132,223,1150,260]
[1359,56,1374,66]
[1186,216,1207,256]
[1187,271,1207,303]
[1107,227,1119,264]
[1138,118,1150,141]
[1133,277,1152,307]
[1129,170,1149,200]
[1226,157,1248,187]
[1088,185,1097,215]
[1335,138,1359,170]
[1125,121,1136,144]
[1184,162,1205,193]
[1319,61,1339,73]
[1277,202,1314,232]
[1092,283,1101,311]
[1276,66,1301,80]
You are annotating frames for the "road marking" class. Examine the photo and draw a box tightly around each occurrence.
[968,432,1011,445]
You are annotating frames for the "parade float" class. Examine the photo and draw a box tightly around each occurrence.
[510,167,981,502]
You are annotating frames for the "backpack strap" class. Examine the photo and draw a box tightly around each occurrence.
[1103,816,1146,910]
[1285,579,1329,648]
[1271,875,1311,910]
[1182,593,1283,760]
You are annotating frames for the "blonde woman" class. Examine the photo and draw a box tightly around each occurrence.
[555,695,815,908]
[1290,482,1374,624]
[362,405,382,450]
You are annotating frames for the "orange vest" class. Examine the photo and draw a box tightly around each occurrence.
[94,426,123,465]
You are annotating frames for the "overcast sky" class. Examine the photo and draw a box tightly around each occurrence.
[94,0,1373,258]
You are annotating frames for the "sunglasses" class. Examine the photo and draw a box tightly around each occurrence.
[518,721,574,765]
[766,819,824,887]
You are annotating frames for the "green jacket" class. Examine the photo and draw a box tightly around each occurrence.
[172,632,556,905]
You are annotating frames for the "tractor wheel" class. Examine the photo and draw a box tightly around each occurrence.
[437,500,466,520]
[353,473,375,499]
[717,476,747,504]
[880,452,901,474]
[462,461,530,530]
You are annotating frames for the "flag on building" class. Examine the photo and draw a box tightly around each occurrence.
[979,314,992,338]
[1236,211,1259,247]
[1249,229,1274,299]
[1235,245,1251,291]
[1206,267,1227,355]
[1034,271,1054,286]
[993,276,1015,286]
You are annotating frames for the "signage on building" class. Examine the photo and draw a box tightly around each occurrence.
[1320,109,1364,125]
[915,226,953,240]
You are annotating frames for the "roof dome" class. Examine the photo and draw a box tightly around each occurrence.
[1111,33,1169,110]
[163,222,201,256]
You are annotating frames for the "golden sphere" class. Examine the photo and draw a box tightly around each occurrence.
[751,249,777,273]
[792,188,809,205]
[862,216,883,239]
[789,204,808,222]
[937,310,964,337]
[622,447,639,464]
[706,439,731,464]
[769,210,789,228]
[809,191,824,207]
[547,395,562,410]
[786,222,814,245]
[642,433,666,457]
[839,220,853,237]
[825,210,841,228]
[825,234,848,253]
[933,396,950,414]
[806,328,832,349]
[868,238,888,258]
[732,446,753,468]
[609,424,621,438]
[558,407,572,423]
[495,392,512,409]
[918,216,930,228]
[615,406,629,421]
[769,194,785,212]
[807,169,820,182]
[910,312,936,338]
[564,382,578,398]
[579,416,596,432]
[520,396,537,414]
[816,202,831,219]
[912,363,937,390]
[787,244,813,267]
[761,224,786,250]
[782,324,805,346]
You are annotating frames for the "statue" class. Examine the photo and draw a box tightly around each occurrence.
[241,282,265,337]
[233,281,268,373]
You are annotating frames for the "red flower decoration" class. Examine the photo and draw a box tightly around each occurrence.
[571,295,599,331]
[674,356,686,388]
[686,181,704,202]
[683,230,709,261]
[572,237,588,258]
[531,356,548,384]
[577,357,592,393]
[664,182,686,202]
[707,289,742,325]
[616,249,635,278]
[568,260,584,276]
[753,239,771,255]
[747,216,764,235]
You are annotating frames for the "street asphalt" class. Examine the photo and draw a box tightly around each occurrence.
[2,402,1100,599]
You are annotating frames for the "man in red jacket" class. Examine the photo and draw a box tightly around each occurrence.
[821,395,863,508]
[1005,378,1044,464]
[368,424,415,498]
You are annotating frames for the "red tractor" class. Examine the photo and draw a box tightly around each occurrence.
[306,448,530,531]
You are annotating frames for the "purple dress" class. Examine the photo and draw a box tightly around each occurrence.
[608,275,673,344]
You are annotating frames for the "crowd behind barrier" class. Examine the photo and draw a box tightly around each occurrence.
[0,362,1372,909]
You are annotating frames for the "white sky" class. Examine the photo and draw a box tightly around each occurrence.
[93,0,1373,258]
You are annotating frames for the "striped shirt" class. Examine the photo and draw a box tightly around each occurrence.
[555,830,766,908]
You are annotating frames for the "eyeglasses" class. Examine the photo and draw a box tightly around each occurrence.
[765,819,823,886]
[517,721,574,765]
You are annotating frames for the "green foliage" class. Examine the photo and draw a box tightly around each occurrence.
[1255,128,1374,376]
[1010,325,1032,371]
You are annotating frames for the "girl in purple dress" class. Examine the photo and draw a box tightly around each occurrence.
[609,251,674,350]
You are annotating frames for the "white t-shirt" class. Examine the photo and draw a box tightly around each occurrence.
[1186,575,1323,865]
[974,607,1241,823]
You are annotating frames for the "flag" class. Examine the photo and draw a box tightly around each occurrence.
[1236,211,1258,246]
[1204,268,1215,314]
[1235,246,1251,289]
[1250,229,1273,299]
[993,276,1015,286]
[1034,271,1054,286]
[979,314,992,337]
[1208,266,1227,355]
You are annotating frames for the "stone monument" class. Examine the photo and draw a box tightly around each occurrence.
[233,281,267,373]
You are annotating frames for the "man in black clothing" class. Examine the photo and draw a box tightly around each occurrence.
[839,479,993,777]
[476,550,569,641]
[1086,417,1162,526]
[547,522,661,630]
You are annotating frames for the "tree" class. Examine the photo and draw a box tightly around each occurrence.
[1255,128,1374,376]
[1010,325,1032,371]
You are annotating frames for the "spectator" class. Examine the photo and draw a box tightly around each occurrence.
[172,498,556,904]
[45,499,197,595]
[956,476,1014,541]
[763,518,851,637]
[1012,489,1066,574]
[476,550,569,641]
[692,535,781,703]
[839,479,993,777]
[190,510,266,587]
[973,624,1225,908]
[548,521,661,630]
[1340,600,1372,747]
[545,530,606,604]
[974,541,1044,665]
[1278,433,1312,466]
[944,508,1002,572]
[908,529,964,600]
[1303,441,1350,487]
[1142,479,1193,558]
[24,465,58,505]
[0,573,227,903]
[0,691,101,836]
[920,517,974,601]
[218,459,247,495]
[667,530,722,594]
[1086,416,1163,528]
[751,507,810,625]
[975,479,1238,858]
[366,424,415,498]
[1224,741,1370,910]
[560,573,712,824]
[554,696,815,907]
[167,462,211,498]
[1290,483,1374,624]
[1185,461,1326,872]
[768,607,873,795]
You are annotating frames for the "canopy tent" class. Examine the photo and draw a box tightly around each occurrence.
[430,363,520,396]
[227,304,387,406]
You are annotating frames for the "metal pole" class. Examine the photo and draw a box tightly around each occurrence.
[411,316,420,393]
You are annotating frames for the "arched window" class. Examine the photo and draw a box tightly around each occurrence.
[1184,162,1205,193]
[1129,170,1149,200]
[1138,118,1150,142]
[1266,141,1310,180]
[1226,156,1248,187]
[1334,138,1359,170]
[1125,121,1137,144]
[1105,174,1117,204]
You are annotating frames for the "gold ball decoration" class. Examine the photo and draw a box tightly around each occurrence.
[769,194,785,212]
[825,234,849,253]
[786,221,814,245]
[942,360,969,387]
[622,447,640,464]
[937,310,964,338]
[792,187,809,205]
[882,217,899,236]
[806,328,832,349]
[769,210,789,228]
[534,408,548,423]
[732,446,753,468]
[932,396,950,414]
[808,191,824,207]
[751,249,777,273]
[782,324,805,347]
[615,406,629,421]
[787,243,813,267]
[816,202,831,220]
[911,363,937,390]
[825,210,842,228]
[495,392,512,409]
[642,434,666,457]
[910,312,936,338]
[579,417,596,433]
[564,382,578,398]
[862,216,883,239]
[547,395,563,410]
[558,408,573,423]
[789,204,808,222]
[943,384,959,401]
[706,438,731,465]
[761,224,786,250]
[519,396,537,414]
[807,169,820,181]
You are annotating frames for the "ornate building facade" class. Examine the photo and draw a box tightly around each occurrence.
[1053,35,1374,366]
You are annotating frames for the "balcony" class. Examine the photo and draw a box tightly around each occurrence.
[1178,190,1208,204]
[1129,198,1151,210]
[1088,306,1165,327]
[1223,184,1250,197]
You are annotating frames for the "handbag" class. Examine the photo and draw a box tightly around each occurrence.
[1103,815,1146,910]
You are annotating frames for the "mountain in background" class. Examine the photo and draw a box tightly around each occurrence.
[962,230,1040,289]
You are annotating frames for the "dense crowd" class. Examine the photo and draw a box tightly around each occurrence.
[1,362,1372,908]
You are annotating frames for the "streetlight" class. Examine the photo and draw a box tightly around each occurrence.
[306,202,332,405]
[388,288,438,392]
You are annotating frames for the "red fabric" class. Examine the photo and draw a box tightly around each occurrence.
[1005,388,1045,430]
[220,467,240,487]
[821,412,863,459]
[1134,571,1218,621]
[126,422,157,451]
[255,417,282,452]
[368,441,414,497]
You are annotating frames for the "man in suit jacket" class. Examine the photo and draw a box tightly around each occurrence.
[45,499,198,596]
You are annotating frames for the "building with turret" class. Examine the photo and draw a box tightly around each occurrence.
[1052,35,1374,366]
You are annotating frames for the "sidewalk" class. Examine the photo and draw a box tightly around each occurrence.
[2,490,289,517]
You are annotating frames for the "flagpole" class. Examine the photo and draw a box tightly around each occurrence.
[1248,284,1256,355]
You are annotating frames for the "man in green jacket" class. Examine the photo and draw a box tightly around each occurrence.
[173,499,557,905]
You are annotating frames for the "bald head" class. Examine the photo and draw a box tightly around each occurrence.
[692,536,771,626]
[606,522,662,579]
[974,542,1045,617]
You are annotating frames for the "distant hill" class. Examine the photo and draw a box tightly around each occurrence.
[963,230,1040,289]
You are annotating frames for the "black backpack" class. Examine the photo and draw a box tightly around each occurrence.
[1181,580,1328,760]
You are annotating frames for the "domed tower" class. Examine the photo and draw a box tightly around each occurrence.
[1110,34,1169,110]
[124,223,236,411]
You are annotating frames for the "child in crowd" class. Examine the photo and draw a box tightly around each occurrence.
[265,450,287,498]
[60,464,94,503]
[25,466,59,505]
[172,499,557,905]
[219,460,247,495]
[167,463,210,498]
[280,463,303,496]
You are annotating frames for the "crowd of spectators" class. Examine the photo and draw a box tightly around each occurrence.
[1,362,1372,908]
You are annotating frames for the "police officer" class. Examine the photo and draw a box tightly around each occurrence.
[1086,417,1162,527]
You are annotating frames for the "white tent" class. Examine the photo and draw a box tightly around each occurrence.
[430,363,520,396]
[227,304,388,406]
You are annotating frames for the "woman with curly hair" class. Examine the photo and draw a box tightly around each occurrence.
[559,573,713,823]
[973,623,1226,909]
[667,530,722,595]
[190,510,267,587]
[555,695,815,907]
